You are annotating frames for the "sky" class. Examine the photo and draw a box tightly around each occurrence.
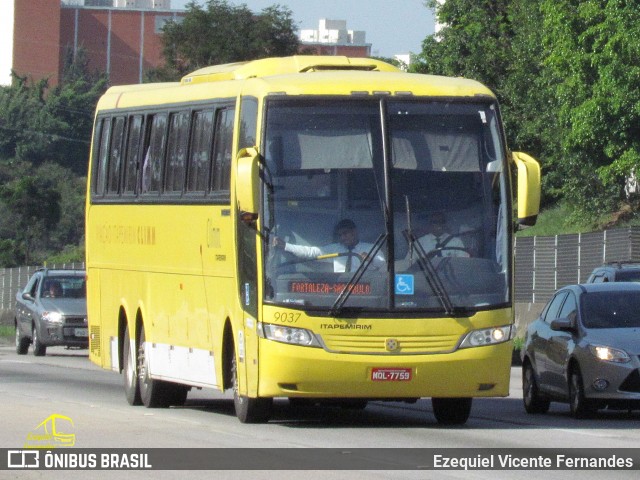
[172,0,435,58]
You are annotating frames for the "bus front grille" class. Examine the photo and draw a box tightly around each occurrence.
[318,333,460,354]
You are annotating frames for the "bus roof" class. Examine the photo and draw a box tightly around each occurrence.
[180,56,400,85]
[96,56,495,111]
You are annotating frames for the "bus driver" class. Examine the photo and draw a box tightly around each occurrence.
[272,219,385,272]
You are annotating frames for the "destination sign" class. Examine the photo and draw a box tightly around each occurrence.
[289,281,371,295]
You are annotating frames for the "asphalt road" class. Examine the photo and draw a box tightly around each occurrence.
[1,343,639,479]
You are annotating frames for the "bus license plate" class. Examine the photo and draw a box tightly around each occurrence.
[371,368,412,382]
[75,328,88,337]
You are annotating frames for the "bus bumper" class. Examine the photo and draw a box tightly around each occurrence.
[257,339,512,398]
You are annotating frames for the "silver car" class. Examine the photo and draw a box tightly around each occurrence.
[522,282,640,418]
[15,269,88,356]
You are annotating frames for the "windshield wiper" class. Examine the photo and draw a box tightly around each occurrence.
[330,233,386,316]
[402,230,454,314]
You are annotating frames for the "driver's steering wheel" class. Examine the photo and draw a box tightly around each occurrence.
[425,246,472,259]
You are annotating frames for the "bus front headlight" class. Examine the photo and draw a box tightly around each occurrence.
[260,323,321,347]
[459,325,513,349]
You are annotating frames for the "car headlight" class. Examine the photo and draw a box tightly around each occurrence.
[589,345,630,363]
[459,325,513,349]
[42,311,64,324]
[260,323,321,347]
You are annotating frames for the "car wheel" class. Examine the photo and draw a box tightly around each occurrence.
[569,368,596,419]
[123,325,142,406]
[15,324,29,355]
[522,362,550,414]
[431,397,472,425]
[231,350,272,423]
[32,325,47,356]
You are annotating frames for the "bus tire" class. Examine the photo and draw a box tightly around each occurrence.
[231,351,272,423]
[123,325,142,406]
[138,326,172,408]
[431,397,472,425]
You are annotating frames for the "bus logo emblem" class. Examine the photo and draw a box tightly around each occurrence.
[385,338,399,351]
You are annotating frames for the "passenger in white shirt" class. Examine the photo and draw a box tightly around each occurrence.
[272,219,385,272]
[410,212,469,258]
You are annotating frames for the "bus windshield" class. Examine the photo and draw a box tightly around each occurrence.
[262,98,509,313]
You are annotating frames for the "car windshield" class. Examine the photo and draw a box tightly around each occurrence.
[40,276,86,299]
[581,291,640,328]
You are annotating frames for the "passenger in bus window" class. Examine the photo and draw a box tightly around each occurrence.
[272,219,384,272]
[409,212,470,259]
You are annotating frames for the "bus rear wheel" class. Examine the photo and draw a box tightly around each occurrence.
[138,326,189,408]
[431,397,472,425]
[231,351,272,423]
[123,325,142,406]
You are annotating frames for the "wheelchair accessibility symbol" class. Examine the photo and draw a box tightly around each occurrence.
[395,274,414,295]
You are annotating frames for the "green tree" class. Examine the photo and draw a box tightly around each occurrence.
[0,171,61,265]
[541,0,640,217]
[416,0,640,222]
[46,47,108,175]
[413,0,514,88]
[0,48,106,175]
[156,0,300,80]
[0,48,103,266]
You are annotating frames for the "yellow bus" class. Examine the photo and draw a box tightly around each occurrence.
[86,56,540,425]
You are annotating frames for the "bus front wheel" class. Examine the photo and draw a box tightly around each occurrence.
[231,352,272,423]
[431,397,472,425]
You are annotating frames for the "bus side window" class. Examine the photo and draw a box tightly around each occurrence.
[165,111,189,194]
[107,116,125,195]
[94,117,111,197]
[211,108,234,192]
[123,115,143,195]
[142,113,168,195]
[187,110,214,194]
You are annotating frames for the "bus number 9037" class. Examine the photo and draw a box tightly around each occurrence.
[273,312,301,323]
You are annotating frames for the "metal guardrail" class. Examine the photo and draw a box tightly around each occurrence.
[514,226,640,303]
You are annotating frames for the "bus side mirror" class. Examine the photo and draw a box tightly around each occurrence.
[236,147,259,225]
[512,151,541,227]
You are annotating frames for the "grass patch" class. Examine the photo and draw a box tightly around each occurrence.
[518,201,640,238]
[0,325,14,340]
[516,203,594,237]
[512,336,524,351]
